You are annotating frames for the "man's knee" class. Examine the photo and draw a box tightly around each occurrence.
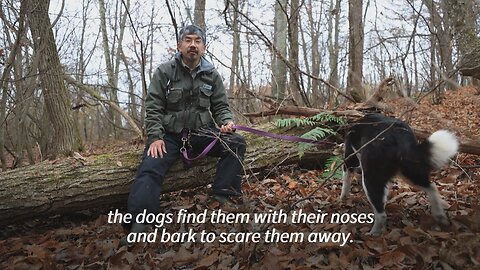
[137,153,176,178]
[228,134,246,153]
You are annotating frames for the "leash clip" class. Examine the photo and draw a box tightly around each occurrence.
[180,136,187,153]
[180,128,192,153]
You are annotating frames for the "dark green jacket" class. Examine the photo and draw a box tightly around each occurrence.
[145,53,234,144]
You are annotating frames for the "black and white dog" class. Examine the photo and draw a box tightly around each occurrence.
[340,113,459,235]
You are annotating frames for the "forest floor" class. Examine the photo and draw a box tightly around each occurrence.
[1,87,479,269]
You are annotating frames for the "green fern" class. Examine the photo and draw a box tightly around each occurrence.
[275,112,345,158]
[275,112,346,128]
[276,112,345,183]
[308,112,347,125]
[321,155,344,180]
[297,127,336,157]
[301,126,336,140]
[276,118,317,128]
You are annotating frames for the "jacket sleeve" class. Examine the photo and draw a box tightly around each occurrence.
[209,70,234,125]
[145,67,168,145]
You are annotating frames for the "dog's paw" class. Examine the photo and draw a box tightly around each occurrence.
[367,214,386,236]
[366,223,384,236]
[433,213,450,226]
[366,229,382,236]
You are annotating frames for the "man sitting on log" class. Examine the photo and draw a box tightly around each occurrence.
[123,24,246,239]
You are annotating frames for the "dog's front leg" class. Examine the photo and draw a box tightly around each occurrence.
[421,183,450,225]
[339,169,352,201]
[367,212,387,236]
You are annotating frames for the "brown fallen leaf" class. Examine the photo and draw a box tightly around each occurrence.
[288,180,298,189]
[194,250,219,269]
[13,256,43,270]
[379,250,406,267]
[173,246,199,264]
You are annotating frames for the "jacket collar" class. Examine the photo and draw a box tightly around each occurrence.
[175,52,214,74]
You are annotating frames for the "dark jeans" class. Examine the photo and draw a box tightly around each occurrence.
[126,126,246,226]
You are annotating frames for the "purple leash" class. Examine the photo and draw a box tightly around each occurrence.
[180,125,334,163]
[180,129,218,164]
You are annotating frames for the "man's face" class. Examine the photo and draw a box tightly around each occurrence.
[177,34,205,65]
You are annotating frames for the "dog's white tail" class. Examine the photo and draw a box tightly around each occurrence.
[428,130,459,168]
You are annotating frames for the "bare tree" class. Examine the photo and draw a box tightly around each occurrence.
[0,1,26,169]
[11,22,31,167]
[26,0,81,158]
[422,0,455,95]
[98,0,130,138]
[347,0,365,103]
[327,0,341,106]
[272,0,288,100]
[300,0,321,103]
[74,0,93,142]
[121,52,139,123]
[445,0,480,84]
[288,0,301,104]
[228,0,241,97]
[194,0,206,29]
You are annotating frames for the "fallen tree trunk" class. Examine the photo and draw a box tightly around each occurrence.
[2,108,479,226]
[412,128,480,155]
[244,106,480,155]
[0,125,332,225]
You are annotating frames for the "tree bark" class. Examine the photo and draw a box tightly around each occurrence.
[27,0,81,159]
[0,127,332,225]
[327,0,341,107]
[305,0,321,103]
[194,0,206,29]
[423,0,455,92]
[228,0,240,97]
[98,0,122,138]
[0,1,27,170]
[288,0,301,105]
[446,0,480,80]
[347,0,365,103]
[271,0,288,100]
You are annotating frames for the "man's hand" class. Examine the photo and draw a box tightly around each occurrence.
[220,121,235,133]
[147,139,167,158]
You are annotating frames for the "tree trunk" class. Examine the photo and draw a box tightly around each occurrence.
[0,126,332,225]
[0,74,7,170]
[327,0,341,107]
[73,0,87,143]
[98,0,122,138]
[288,0,301,105]
[122,50,139,122]
[428,2,438,100]
[306,0,320,103]
[424,0,455,91]
[194,0,206,29]
[12,43,26,168]
[1,111,479,225]
[27,0,81,159]
[271,0,288,100]
[229,0,240,97]
[347,0,365,103]
[446,0,480,80]
[0,1,27,170]
[299,13,311,98]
